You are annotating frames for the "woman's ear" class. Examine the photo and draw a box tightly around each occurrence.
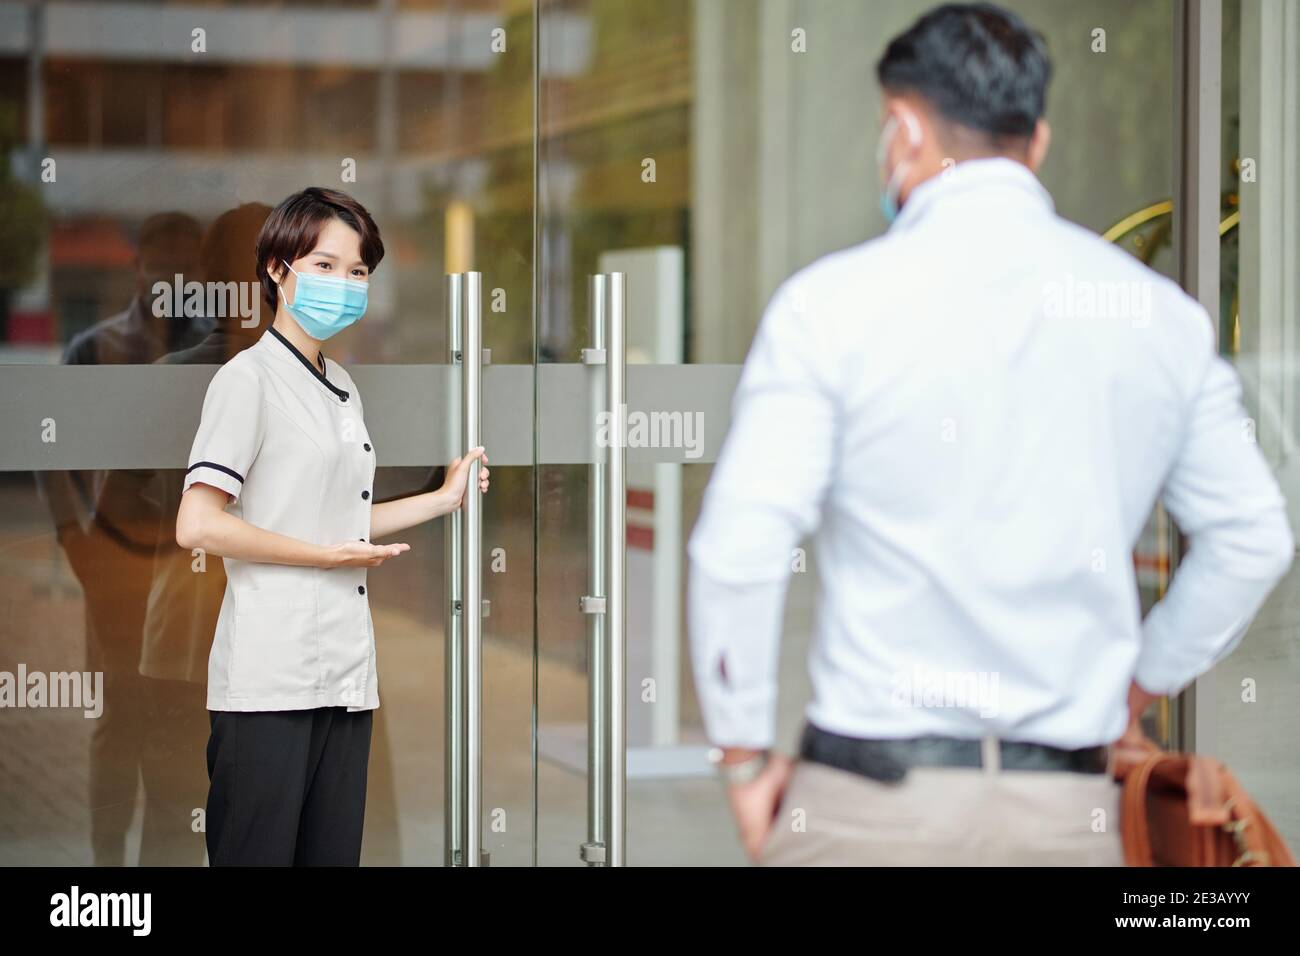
[267,260,285,286]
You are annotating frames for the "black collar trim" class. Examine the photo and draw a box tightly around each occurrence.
[267,326,350,402]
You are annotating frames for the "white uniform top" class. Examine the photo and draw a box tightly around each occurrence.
[184,326,379,713]
[688,157,1294,750]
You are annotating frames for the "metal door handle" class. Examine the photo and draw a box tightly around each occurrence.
[580,272,627,867]
[445,271,485,867]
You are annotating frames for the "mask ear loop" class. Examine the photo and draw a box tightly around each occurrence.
[899,110,921,149]
[878,111,920,214]
[276,260,295,307]
[876,116,900,168]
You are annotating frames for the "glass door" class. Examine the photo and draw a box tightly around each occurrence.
[0,0,536,867]
[532,0,1182,865]
[431,1,537,868]
[534,0,747,865]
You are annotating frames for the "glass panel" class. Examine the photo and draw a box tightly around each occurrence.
[0,0,536,866]
[0,465,447,865]
[536,0,1177,864]
[444,1,536,870]
[1210,0,1300,848]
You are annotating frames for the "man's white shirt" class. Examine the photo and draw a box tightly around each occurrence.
[687,157,1294,751]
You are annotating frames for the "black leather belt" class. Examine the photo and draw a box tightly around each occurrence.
[799,721,1110,782]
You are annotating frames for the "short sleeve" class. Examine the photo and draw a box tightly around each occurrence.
[183,362,267,502]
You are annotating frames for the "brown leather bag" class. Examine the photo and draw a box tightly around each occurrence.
[1119,748,1296,867]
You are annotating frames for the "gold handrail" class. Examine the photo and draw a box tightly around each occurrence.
[1101,200,1239,244]
[1101,200,1174,243]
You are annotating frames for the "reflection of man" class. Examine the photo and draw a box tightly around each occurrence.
[36,212,208,865]
[138,204,270,864]
[64,212,209,365]
[689,3,1294,866]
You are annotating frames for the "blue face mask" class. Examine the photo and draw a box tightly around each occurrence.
[279,260,368,340]
[879,186,901,225]
[875,116,912,226]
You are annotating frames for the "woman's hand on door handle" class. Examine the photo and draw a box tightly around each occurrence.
[366,448,489,539]
[442,446,490,509]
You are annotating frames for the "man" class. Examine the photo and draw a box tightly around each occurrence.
[687,2,1293,866]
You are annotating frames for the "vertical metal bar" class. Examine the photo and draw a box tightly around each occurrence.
[1172,0,1223,755]
[462,271,484,865]
[586,275,608,865]
[26,1,45,163]
[530,0,542,871]
[1174,0,1224,323]
[606,272,627,867]
[444,273,464,866]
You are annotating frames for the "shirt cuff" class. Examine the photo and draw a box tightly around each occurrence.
[183,461,245,501]
[1134,603,1251,696]
[696,680,779,750]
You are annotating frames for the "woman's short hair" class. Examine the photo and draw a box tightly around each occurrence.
[254,187,385,314]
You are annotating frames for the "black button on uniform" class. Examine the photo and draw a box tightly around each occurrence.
[358,585,366,595]
[363,442,371,452]
[361,490,370,500]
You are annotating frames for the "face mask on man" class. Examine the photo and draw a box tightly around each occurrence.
[278,259,369,340]
[875,112,920,225]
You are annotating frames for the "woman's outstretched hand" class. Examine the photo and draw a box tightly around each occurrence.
[324,541,411,568]
[443,446,490,509]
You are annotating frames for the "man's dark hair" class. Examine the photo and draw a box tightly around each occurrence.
[203,203,272,287]
[876,3,1051,139]
[255,187,384,314]
[137,211,202,254]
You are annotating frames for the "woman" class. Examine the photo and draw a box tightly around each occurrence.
[175,187,488,866]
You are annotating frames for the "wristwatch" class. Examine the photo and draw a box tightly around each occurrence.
[707,747,771,785]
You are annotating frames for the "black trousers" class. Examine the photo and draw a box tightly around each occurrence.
[205,707,373,866]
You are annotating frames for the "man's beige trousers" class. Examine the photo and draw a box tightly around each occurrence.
[758,757,1125,866]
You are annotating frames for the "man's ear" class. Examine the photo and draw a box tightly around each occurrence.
[884,100,924,153]
[1027,118,1051,172]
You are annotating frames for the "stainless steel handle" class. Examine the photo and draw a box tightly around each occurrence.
[462,271,484,868]
[582,275,609,866]
[445,271,485,867]
[444,274,463,867]
[579,272,627,867]
[606,272,627,868]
